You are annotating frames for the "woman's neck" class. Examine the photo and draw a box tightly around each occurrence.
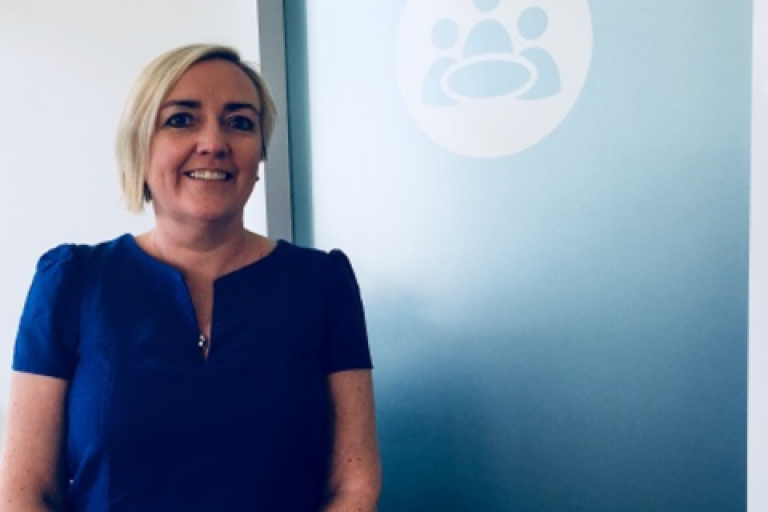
[148,219,259,280]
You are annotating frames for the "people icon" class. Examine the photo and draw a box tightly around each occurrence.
[421,2,562,106]
[517,7,561,99]
[462,0,514,58]
[422,19,460,106]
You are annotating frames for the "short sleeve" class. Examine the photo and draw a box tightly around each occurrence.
[322,250,373,374]
[12,244,82,380]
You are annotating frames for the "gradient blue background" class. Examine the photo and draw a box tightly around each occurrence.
[285,1,752,510]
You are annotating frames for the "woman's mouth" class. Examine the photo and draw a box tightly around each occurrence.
[184,170,232,181]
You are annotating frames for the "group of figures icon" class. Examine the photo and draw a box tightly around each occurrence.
[423,0,562,106]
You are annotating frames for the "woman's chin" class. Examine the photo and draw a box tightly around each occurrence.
[157,204,243,226]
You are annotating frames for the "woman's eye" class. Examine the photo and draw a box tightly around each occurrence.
[164,113,195,128]
[227,116,256,132]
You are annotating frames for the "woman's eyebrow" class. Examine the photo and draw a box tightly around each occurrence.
[158,100,260,114]
[223,102,261,114]
[160,99,200,110]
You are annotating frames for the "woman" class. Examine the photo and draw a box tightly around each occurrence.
[0,44,380,511]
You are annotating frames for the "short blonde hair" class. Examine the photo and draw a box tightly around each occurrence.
[115,44,277,213]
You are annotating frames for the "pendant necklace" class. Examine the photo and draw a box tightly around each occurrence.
[198,333,209,362]
[152,231,211,362]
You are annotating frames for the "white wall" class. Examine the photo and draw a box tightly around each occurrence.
[750,2,768,510]
[0,0,264,432]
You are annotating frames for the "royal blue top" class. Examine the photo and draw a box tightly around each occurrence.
[12,234,372,511]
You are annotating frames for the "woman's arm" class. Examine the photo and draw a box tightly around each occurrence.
[0,372,69,511]
[323,369,381,512]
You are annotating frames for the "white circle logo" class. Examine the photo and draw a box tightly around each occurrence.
[396,0,593,158]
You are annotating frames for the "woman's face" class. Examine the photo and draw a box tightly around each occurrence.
[145,59,264,225]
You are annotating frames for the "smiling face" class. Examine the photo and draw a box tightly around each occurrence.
[145,58,264,225]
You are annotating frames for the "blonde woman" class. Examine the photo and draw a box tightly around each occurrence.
[0,44,380,511]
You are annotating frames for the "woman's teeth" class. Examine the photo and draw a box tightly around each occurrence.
[186,170,229,181]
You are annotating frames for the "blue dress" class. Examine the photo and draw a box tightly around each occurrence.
[12,234,372,511]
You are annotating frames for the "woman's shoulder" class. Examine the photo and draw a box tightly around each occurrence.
[272,241,360,292]
[274,240,353,269]
[35,234,135,272]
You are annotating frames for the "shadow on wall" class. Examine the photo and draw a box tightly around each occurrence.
[370,291,529,511]
[368,285,747,512]
[376,368,507,508]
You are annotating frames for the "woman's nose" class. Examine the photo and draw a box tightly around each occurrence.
[196,123,229,157]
